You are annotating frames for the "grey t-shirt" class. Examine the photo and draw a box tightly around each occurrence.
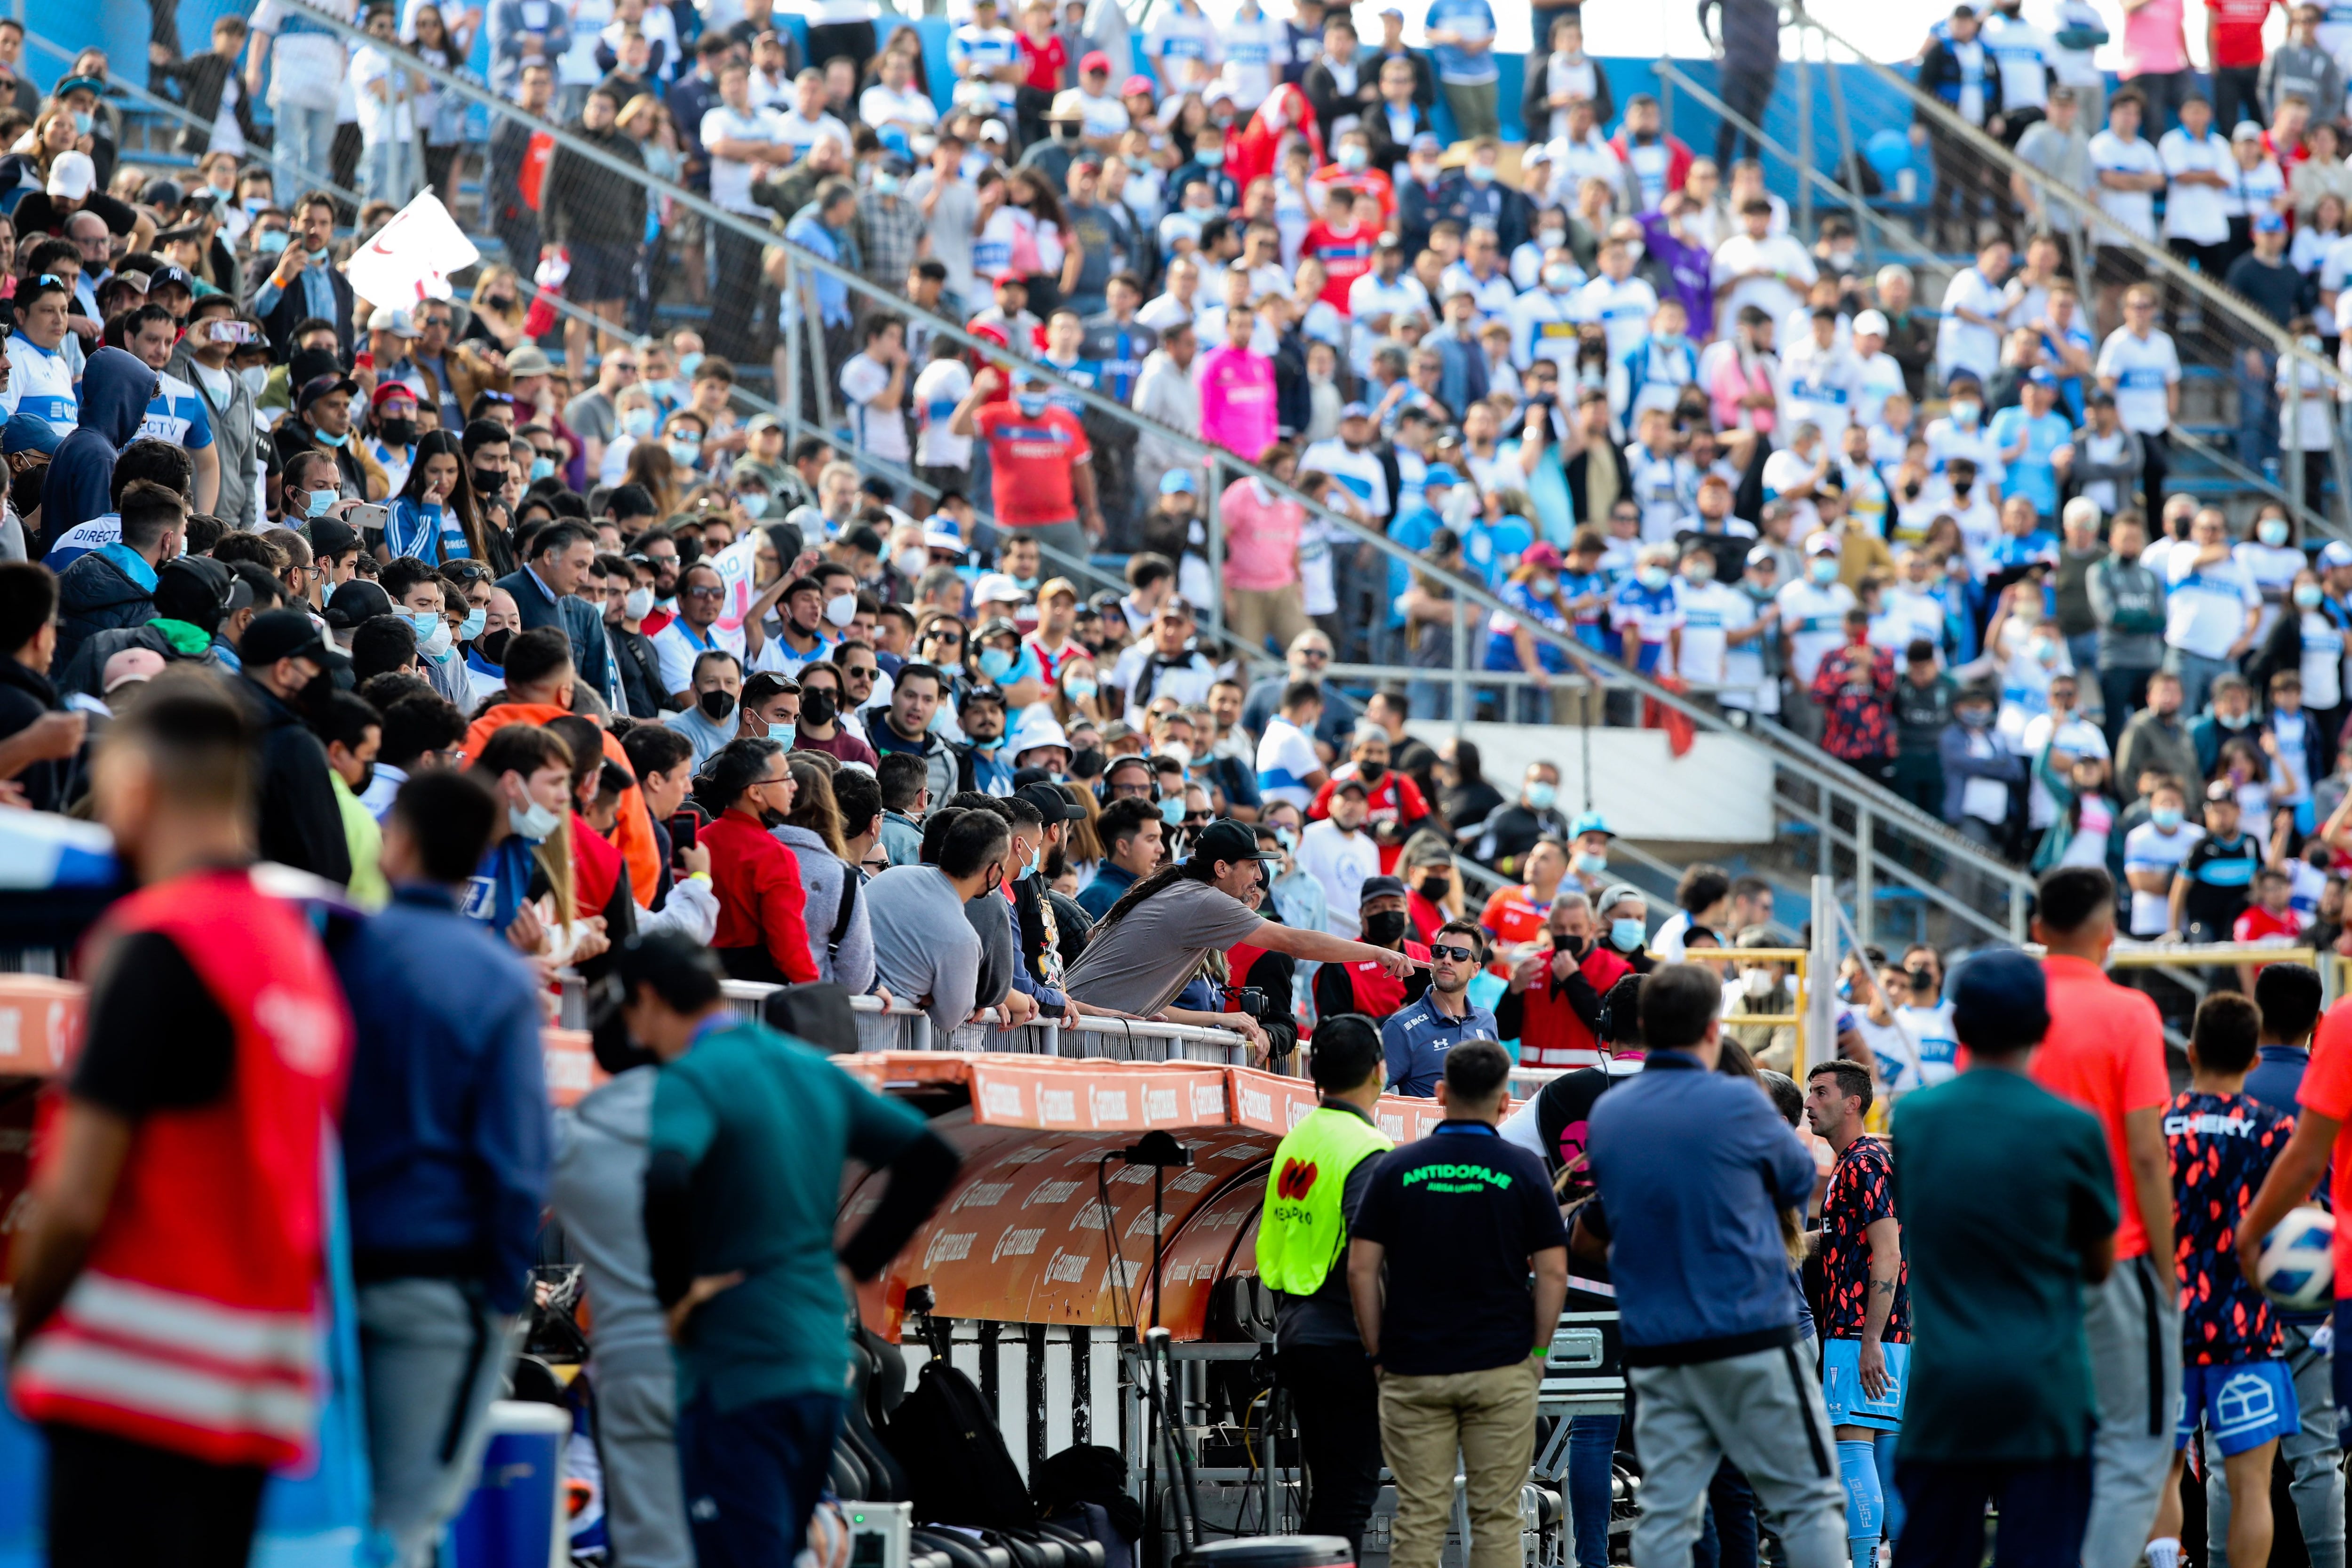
[866,864,985,1039]
[565,388,618,448]
[1062,876,1265,1016]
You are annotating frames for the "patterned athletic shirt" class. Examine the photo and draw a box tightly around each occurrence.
[2168,1089,2294,1363]
[1818,1136,1912,1341]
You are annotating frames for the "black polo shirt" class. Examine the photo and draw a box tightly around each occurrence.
[1351,1121,1569,1377]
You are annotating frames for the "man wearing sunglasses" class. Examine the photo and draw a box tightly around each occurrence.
[1380,917,1500,1097]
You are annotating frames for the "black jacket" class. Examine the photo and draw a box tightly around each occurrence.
[240,675,353,886]
[1917,37,2006,127]
[0,655,78,812]
[610,621,665,718]
[54,550,154,675]
[248,254,358,365]
[1302,57,1382,140]
[149,51,262,156]
[541,123,648,249]
[55,624,222,702]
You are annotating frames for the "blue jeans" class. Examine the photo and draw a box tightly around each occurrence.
[1567,1413,1616,1568]
[361,135,421,209]
[2164,645,2238,720]
[2240,347,2279,470]
[676,1389,844,1568]
[273,99,340,201]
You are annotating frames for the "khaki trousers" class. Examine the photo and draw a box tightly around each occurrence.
[1377,1358,1540,1568]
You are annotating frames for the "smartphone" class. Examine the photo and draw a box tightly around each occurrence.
[343,501,390,532]
[668,811,699,852]
[353,350,375,372]
[209,319,256,345]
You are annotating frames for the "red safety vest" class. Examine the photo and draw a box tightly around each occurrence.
[1343,939,1431,1019]
[12,868,352,1467]
[1518,945,1632,1070]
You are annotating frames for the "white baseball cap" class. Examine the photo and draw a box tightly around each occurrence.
[46,150,94,201]
[1851,309,1889,336]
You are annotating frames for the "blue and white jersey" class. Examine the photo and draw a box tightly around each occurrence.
[382,497,471,565]
[1607,576,1684,673]
[1624,443,1694,543]
[43,513,118,573]
[1422,0,1498,84]
[136,370,216,451]
[1440,261,1520,324]
[1876,1002,1959,1094]
[1508,285,1584,372]
[2095,325,2182,435]
[1036,354,1102,421]
[9,338,77,439]
[1299,438,1390,521]
[1573,274,1657,365]
[947,23,1021,110]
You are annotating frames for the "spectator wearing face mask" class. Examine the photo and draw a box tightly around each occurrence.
[690,737,819,985]
[1312,873,1432,1022]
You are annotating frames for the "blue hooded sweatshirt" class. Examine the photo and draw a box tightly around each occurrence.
[40,348,155,556]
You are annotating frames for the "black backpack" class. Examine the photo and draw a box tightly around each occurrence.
[883,1359,1037,1528]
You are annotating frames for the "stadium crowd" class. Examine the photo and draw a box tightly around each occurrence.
[15,0,2352,1567]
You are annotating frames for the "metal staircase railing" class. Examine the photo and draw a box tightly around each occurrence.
[240,0,2041,947]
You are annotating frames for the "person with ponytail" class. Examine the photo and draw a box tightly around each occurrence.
[693,736,819,985]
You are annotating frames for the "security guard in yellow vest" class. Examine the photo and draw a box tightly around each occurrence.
[1257,1014,1394,1559]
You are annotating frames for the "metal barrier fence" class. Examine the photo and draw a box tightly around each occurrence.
[557,975,1259,1063]
[254,0,2039,952]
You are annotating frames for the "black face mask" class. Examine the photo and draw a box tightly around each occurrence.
[1417,875,1450,902]
[470,466,506,497]
[1071,746,1105,780]
[378,417,417,448]
[475,627,511,667]
[759,806,787,828]
[1358,761,1387,784]
[348,761,374,797]
[296,668,338,721]
[801,689,837,727]
[699,688,738,721]
[1364,910,1409,947]
[1905,965,1936,993]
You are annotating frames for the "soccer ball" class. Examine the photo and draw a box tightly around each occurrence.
[2256,1206,2337,1312]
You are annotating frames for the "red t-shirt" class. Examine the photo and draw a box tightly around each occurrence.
[1478,883,1553,974]
[1018,33,1067,92]
[2297,996,2352,1295]
[2234,904,2304,952]
[974,402,1091,527]
[2209,0,2277,69]
[1303,220,1378,311]
[1308,769,1430,871]
[2030,954,2173,1260]
[1313,164,1396,231]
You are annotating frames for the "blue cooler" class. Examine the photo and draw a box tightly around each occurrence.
[446,1401,572,1568]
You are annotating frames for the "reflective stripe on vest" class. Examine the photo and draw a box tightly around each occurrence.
[1255,1106,1395,1297]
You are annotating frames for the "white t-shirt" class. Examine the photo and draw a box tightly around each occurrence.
[1573,274,1657,365]
[701,103,786,214]
[2301,609,2348,710]
[2018,709,2108,828]
[1880,1001,1960,1094]
[858,82,938,133]
[1295,818,1379,936]
[1775,578,1857,684]
[1673,578,1752,686]
[2122,820,2203,936]
[1254,715,1323,809]
[1760,446,1827,534]
[1853,351,1907,429]
[2089,130,2163,243]
[1710,232,1816,334]
[770,107,853,161]
[2096,326,2181,434]
[839,351,911,464]
[1935,264,2009,383]
[1299,438,1391,524]
[2165,547,2261,661]
[2159,127,2233,245]
[350,43,416,144]
[913,358,974,469]
[1779,337,1863,433]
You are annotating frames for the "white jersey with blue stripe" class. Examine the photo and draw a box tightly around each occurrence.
[10,339,76,439]
[136,371,215,450]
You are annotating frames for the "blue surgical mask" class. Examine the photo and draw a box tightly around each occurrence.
[72,111,91,135]
[1017,845,1040,880]
[1526,781,1557,810]
[978,646,1016,681]
[1064,676,1097,701]
[1611,918,1645,951]
[256,228,290,256]
[2297,584,2326,609]
[771,722,796,749]
[314,428,349,448]
[459,606,487,640]
[677,351,705,379]
[2152,806,2185,831]
[1572,850,1607,875]
[1338,144,1367,172]
[1197,146,1224,167]
[667,439,700,466]
[1016,392,1050,417]
[529,457,555,482]
[1809,557,1839,583]
[304,488,337,518]
[1466,163,1495,184]
[1637,567,1671,590]
[622,406,656,437]
[1159,795,1185,825]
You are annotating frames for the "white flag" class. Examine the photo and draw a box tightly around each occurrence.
[340,190,481,309]
[712,530,763,637]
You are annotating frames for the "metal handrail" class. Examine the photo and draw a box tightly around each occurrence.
[255,0,2038,928]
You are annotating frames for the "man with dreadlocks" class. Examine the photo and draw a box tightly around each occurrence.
[1061,818,1421,1057]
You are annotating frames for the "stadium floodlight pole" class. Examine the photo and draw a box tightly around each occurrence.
[264,0,2037,895]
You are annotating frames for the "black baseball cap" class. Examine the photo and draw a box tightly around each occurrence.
[1359,874,1409,903]
[310,516,362,558]
[322,579,394,629]
[1015,781,1075,823]
[1188,818,1282,868]
[241,608,329,667]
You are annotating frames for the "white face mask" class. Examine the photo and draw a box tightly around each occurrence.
[509,797,562,840]
[412,612,453,659]
[625,586,655,620]
[825,591,858,628]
